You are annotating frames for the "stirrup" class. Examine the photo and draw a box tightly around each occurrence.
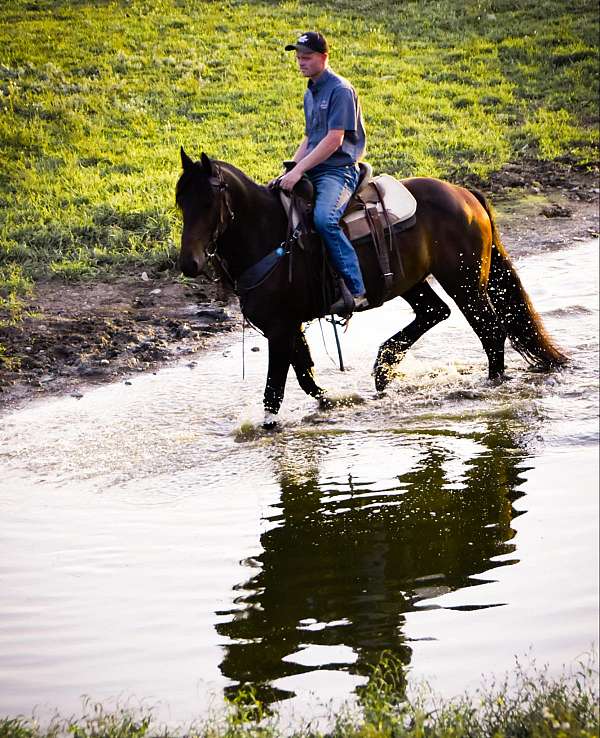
[329,293,369,316]
[329,281,355,316]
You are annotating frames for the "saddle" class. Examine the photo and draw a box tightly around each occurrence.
[278,162,417,309]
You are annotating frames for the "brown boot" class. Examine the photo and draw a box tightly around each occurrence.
[329,292,368,316]
[353,293,369,310]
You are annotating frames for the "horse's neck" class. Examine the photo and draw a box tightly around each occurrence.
[220,167,288,271]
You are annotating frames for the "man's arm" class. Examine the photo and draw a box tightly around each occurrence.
[268,136,309,188]
[292,136,310,163]
[280,129,344,191]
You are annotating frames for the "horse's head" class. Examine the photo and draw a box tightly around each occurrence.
[176,148,232,278]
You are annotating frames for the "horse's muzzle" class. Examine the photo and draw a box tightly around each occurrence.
[179,253,202,278]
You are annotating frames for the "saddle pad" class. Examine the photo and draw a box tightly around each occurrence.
[278,173,417,239]
[341,174,417,242]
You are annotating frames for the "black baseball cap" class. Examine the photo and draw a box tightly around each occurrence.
[285,31,329,54]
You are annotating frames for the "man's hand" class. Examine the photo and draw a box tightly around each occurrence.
[279,167,304,192]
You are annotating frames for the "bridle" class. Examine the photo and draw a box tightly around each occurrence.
[200,165,237,286]
[205,165,235,258]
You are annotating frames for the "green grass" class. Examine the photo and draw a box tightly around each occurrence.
[0,0,598,290]
[0,654,597,737]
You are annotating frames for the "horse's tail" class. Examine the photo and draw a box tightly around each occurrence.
[469,188,568,368]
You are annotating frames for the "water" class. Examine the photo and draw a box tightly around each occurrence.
[0,239,598,727]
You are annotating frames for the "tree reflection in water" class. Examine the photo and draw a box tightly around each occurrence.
[216,419,530,703]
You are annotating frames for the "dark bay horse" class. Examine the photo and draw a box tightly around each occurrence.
[176,149,567,427]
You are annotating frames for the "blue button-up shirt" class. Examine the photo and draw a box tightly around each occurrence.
[303,67,366,170]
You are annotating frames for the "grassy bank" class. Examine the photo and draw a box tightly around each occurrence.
[0,0,598,307]
[1,655,598,738]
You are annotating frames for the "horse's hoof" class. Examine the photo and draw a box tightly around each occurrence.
[262,412,279,430]
[373,366,391,393]
[489,374,511,386]
[318,395,334,411]
[375,379,389,394]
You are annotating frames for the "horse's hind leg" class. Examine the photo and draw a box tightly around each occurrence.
[374,280,451,392]
[436,277,506,380]
[291,327,331,409]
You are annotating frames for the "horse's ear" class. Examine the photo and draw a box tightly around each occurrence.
[180,147,194,171]
[200,152,214,176]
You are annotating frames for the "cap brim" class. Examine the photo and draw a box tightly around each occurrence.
[285,43,322,53]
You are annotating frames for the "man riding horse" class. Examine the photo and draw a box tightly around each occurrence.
[277,31,368,315]
[177,33,567,427]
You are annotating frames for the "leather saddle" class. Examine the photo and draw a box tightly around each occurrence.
[278,162,417,303]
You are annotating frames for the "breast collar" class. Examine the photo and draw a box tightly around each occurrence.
[203,167,301,298]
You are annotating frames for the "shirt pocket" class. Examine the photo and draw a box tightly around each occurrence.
[311,99,328,134]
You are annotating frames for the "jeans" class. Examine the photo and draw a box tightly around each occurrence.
[307,164,365,297]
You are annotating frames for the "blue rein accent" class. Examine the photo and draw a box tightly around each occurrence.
[236,245,288,293]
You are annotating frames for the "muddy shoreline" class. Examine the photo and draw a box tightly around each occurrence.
[1,163,598,414]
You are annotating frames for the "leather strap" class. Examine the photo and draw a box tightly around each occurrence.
[371,181,404,280]
[287,188,314,283]
[365,204,394,294]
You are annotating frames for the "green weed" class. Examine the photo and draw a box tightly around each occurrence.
[0,0,597,296]
[0,262,32,325]
[0,653,597,737]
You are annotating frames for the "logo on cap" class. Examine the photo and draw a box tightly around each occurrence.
[285,31,329,54]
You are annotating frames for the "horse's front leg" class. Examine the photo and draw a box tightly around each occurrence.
[263,333,294,429]
[291,327,332,410]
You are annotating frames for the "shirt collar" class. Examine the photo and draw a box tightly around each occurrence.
[308,67,333,93]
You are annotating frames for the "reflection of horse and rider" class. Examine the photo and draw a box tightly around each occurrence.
[216,420,529,703]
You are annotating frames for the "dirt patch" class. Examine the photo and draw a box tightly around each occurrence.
[493,188,598,258]
[471,157,599,201]
[1,163,598,413]
[0,272,239,410]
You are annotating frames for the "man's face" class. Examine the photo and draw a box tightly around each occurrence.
[295,50,327,79]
